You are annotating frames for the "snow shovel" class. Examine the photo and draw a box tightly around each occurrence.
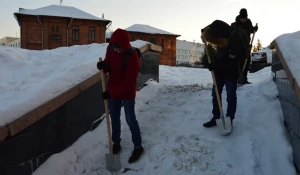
[99,57,121,172]
[204,43,232,136]
[238,23,258,86]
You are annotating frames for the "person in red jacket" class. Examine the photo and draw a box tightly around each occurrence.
[97,28,144,163]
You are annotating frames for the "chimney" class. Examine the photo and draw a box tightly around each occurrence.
[102,13,104,18]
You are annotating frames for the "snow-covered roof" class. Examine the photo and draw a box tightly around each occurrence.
[14,5,110,22]
[125,24,180,36]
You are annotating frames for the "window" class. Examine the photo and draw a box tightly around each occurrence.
[51,26,55,32]
[50,34,61,40]
[149,38,156,44]
[1,43,5,46]
[89,26,95,41]
[56,26,59,32]
[168,40,171,49]
[72,25,79,40]
[161,39,164,49]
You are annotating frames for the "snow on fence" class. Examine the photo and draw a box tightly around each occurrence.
[270,31,300,172]
[0,41,161,175]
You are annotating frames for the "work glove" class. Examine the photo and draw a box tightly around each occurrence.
[97,61,105,70]
[208,63,214,71]
[253,26,258,32]
[102,90,109,100]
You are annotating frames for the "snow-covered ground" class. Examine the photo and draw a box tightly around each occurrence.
[32,66,296,175]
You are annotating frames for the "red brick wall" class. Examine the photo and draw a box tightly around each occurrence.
[18,15,108,50]
[128,32,177,66]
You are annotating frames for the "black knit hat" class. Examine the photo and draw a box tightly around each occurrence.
[239,8,248,18]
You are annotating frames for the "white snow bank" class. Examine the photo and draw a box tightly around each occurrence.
[0,40,148,127]
[33,66,296,175]
[275,31,300,85]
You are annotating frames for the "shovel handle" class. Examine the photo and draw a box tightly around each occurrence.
[243,23,258,73]
[99,57,114,157]
[204,44,224,118]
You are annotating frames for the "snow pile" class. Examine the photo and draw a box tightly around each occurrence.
[0,41,148,127]
[275,31,300,85]
[33,66,296,175]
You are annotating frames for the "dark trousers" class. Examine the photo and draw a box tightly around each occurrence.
[212,77,237,119]
[109,98,142,147]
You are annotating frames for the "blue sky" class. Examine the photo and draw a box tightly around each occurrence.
[1,0,300,46]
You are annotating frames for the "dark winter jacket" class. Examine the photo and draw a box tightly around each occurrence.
[203,20,245,81]
[103,28,140,99]
[231,15,255,44]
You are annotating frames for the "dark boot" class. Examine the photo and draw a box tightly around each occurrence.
[113,143,122,154]
[203,117,217,128]
[128,146,145,163]
[245,80,251,84]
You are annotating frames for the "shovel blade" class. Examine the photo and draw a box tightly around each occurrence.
[105,153,121,172]
[216,117,232,136]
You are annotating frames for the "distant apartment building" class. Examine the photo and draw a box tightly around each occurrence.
[176,40,204,65]
[0,37,20,47]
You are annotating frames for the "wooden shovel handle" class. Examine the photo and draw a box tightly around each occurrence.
[99,57,114,155]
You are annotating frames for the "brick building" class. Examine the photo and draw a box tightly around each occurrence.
[125,24,180,66]
[13,5,111,50]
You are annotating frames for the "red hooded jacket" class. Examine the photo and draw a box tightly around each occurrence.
[104,29,140,99]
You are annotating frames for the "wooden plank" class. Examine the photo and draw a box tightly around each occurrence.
[35,85,81,118]
[7,110,38,136]
[79,72,101,92]
[0,127,9,141]
[149,44,162,52]
[275,42,300,102]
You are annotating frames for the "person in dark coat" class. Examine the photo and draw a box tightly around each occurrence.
[231,8,258,84]
[97,28,144,163]
[201,20,247,128]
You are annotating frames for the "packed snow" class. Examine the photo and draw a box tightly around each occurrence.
[275,31,300,86]
[0,41,148,127]
[14,5,108,21]
[126,24,179,36]
[32,65,296,175]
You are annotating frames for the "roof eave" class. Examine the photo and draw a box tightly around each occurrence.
[13,13,111,24]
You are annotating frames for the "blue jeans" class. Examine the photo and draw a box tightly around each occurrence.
[212,78,237,119]
[109,98,142,147]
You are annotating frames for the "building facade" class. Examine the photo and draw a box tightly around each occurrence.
[176,40,204,65]
[125,24,180,66]
[0,37,20,48]
[13,5,111,50]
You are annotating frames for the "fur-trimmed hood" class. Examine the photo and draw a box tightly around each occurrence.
[202,20,233,48]
[203,27,228,47]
